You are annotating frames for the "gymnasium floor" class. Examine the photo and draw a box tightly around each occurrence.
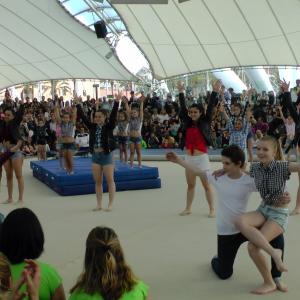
[0,159,300,300]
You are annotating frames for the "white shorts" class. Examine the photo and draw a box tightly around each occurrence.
[185,153,210,171]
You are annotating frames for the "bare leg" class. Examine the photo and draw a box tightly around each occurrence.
[248,219,288,294]
[199,177,215,217]
[136,143,142,167]
[119,143,123,162]
[59,149,64,169]
[236,213,287,272]
[180,169,196,215]
[247,243,277,294]
[67,150,74,173]
[247,137,254,163]
[12,156,24,203]
[129,143,135,167]
[3,160,13,203]
[37,145,41,160]
[291,172,300,215]
[103,164,116,211]
[41,145,46,160]
[124,143,128,163]
[63,151,69,172]
[92,163,103,211]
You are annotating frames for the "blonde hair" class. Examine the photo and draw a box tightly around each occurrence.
[260,135,284,161]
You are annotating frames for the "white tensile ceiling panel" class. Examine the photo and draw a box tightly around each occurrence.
[0,0,134,90]
[114,0,300,78]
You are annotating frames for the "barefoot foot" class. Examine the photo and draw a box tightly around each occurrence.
[208,210,215,218]
[2,199,13,204]
[251,283,277,295]
[274,279,288,293]
[273,249,288,272]
[179,210,191,216]
[92,207,102,212]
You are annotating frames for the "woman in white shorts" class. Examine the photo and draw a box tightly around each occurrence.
[177,81,221,216]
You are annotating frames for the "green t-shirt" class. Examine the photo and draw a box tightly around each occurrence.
[11,261,62,300]
[69,280,148,300]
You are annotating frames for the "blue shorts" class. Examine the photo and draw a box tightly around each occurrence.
[129,136,142,145]
[61,143,76,151]
[92,152,113,166]
[118,136,129,145]
[11,151,24,160]
[1,147,23,160]
[257,203,289,232]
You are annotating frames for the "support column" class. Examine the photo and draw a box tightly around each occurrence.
[51,80,55,99]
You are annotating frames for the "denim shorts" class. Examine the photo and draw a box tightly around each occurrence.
[257,203,289,232]
[11,151,24,160]
[92,152,113,166]
[61,143,76,151]
[118,136,129,145]
[129,136,142,145]
[1,147,23,160]
[36,138,47,145]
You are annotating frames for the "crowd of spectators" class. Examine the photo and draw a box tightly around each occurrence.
[1,81,300,157]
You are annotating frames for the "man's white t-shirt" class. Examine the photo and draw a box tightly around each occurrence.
[206,171,257,235]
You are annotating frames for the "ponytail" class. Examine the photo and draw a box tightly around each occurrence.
[101,250,118,291]
[261,135,284,161]
[274,138,284,161]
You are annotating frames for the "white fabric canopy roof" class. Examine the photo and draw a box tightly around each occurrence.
[0,0,135,90]
[113,0,300,79]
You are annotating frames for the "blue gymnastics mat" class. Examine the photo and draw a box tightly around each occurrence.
[30,158,161,196]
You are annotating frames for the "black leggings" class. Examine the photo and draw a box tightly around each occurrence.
[211,233,284,280]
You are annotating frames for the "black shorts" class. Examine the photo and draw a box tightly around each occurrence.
[36,139,47,145]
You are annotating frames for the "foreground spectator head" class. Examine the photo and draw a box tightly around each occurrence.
[0,253,11,293]
[70,226,136,300]
[0,208,44,264]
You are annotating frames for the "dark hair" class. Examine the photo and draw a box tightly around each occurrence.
[93,109,108,120]
[4,108,15,116]
[70,227,136,300]
[118,110,128,122]
[221,145,245,167]
[189,103,205,116]
[0,208,44,264]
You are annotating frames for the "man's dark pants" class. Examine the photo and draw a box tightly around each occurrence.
[211,233,284,279]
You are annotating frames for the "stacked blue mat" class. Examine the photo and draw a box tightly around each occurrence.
[30,158,161,196]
